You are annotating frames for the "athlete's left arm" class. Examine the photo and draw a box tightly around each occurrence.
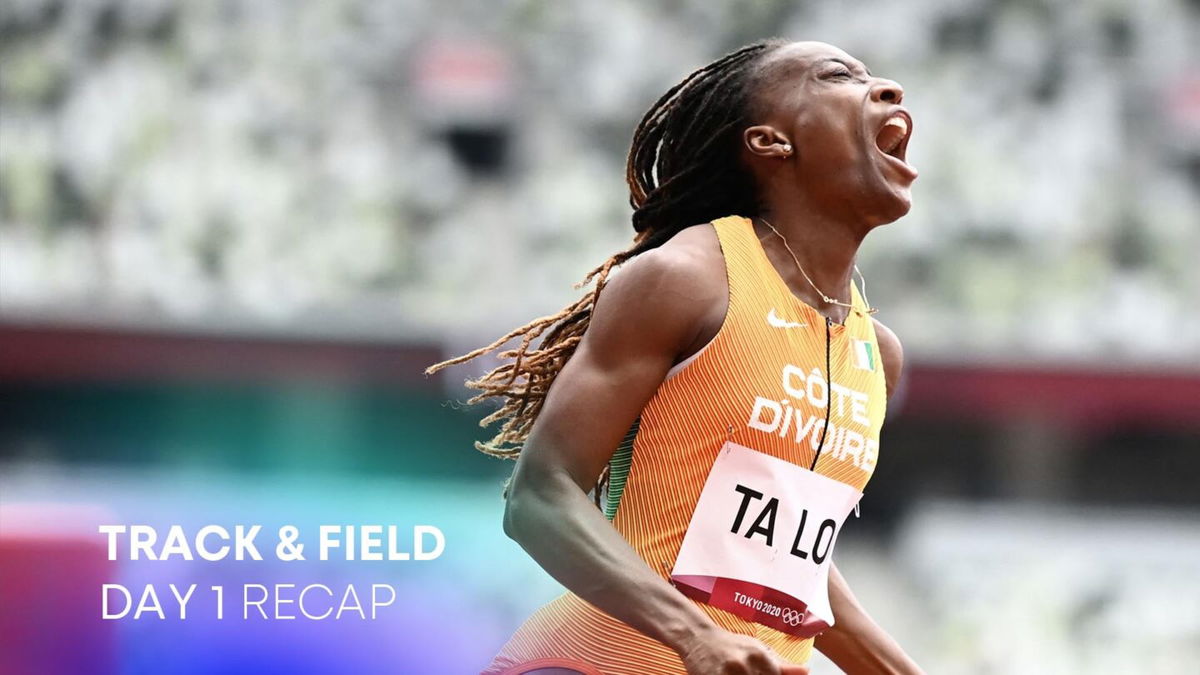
[813,319,925,674]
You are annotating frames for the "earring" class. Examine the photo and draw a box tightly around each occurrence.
[782,144,793,155]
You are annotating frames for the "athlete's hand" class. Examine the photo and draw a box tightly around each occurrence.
[678,627,810,675]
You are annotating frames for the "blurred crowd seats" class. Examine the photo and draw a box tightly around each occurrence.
[0,0,1197,363]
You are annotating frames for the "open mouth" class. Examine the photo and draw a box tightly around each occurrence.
[874,111,913,165]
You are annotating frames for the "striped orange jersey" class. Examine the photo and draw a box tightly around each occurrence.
[486,215,889,675]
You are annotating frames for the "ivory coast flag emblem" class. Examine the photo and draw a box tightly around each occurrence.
[851,339,877,371]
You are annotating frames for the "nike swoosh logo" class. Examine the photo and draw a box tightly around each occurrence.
[767,309,807,329]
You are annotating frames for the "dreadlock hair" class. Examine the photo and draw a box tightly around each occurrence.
[426,39,787,490]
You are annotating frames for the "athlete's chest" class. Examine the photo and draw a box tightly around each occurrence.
[720,311,887,485]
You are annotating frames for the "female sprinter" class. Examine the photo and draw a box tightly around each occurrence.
[429,39,925,675]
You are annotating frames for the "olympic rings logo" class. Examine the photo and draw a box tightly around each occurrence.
[781,608,803,626]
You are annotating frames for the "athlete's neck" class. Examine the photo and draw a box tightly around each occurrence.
[754,207,864,324]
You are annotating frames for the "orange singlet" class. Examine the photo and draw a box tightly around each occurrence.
[486,216,889,675]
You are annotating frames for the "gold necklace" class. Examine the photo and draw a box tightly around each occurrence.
[759,217,878,317]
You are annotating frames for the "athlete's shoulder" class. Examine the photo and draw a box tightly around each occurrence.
[649,222,725,273]
[870,317,904,398]
[588,223,726,359]
[608,223,725,302]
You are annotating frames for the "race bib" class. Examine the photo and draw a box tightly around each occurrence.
[670,442,862,637]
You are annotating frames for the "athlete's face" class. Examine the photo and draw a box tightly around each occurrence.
[745,42,917,226]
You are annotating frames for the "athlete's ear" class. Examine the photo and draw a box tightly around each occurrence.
[743,125,793,159]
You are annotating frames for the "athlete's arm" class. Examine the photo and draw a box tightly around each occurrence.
[817,564,923,674]
[815,319,924,674]
[503,227,807,675]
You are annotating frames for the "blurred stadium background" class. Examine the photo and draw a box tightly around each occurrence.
[1,1,1198,673]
